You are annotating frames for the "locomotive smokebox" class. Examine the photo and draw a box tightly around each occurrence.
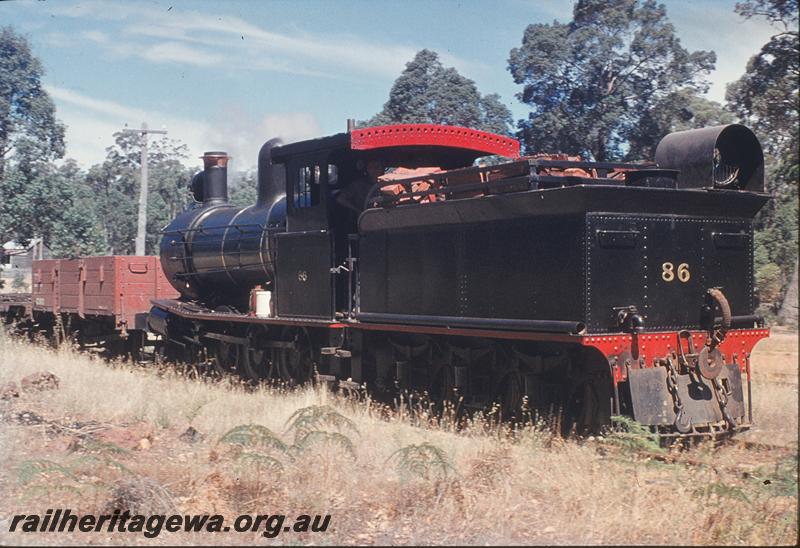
[201,151,230,205]
[655,124,764,192]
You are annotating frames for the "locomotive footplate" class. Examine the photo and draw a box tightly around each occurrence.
[628,364,746,432]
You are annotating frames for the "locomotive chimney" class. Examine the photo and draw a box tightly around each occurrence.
[347,118,355,132]
[257,138,284,208]
[201,151,230,206]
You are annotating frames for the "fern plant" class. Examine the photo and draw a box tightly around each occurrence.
[387,442,455,481]
[293,430,356,460]
[218,424,288,454]
[285,405,358,440]
[16,459,77,486]
[235,452,285,472]
[603,415,663,453]
[693,481,751,504]
[15,453,132,502]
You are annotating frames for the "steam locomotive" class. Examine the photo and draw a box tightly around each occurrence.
[145,122,769,437]
[3,122,770,437]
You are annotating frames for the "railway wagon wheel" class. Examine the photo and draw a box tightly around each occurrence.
[240,325,272,382]
[273,327,314,386]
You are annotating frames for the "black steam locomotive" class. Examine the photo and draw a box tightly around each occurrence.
[150,122,769,437]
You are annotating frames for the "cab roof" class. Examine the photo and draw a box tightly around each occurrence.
[270,124,520,169]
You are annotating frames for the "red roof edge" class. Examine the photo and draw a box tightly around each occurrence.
[350,124,520,158]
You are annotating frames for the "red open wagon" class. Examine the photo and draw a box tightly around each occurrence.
[31,256,178,351]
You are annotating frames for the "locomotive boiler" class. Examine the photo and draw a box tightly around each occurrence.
[159,142,287,307]
[148,122,770,438]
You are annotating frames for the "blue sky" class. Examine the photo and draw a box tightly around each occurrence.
[2,0,779,170]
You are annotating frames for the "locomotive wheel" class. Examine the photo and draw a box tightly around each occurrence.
[428,362,456,409]
[273,327,314,386]
[212,340,240,377]
[241,326,272,382]
[493,369,523,420]
[210,308,243,377]
[562,379,609,436]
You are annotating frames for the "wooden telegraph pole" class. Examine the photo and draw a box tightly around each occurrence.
[122,123,167,256]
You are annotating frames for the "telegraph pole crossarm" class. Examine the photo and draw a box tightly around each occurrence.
[122,123,167,256]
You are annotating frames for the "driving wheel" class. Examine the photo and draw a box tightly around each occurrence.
[272,327,314,386]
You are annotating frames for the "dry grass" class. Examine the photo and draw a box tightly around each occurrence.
[0,331,796,546]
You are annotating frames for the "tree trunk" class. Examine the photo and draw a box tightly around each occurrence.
[595,131,607,162]
[778,260,799,328]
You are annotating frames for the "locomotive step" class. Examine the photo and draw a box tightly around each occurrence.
[321,347,352,358]
[338,380,362,391]
[315,374,337,383]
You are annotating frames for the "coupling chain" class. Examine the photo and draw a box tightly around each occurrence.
[712,376,736,429]
[664,356,691,433]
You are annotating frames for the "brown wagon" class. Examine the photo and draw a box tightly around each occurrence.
[30,256,178,354]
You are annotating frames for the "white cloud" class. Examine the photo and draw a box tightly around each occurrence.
[47,86,154,123]
[53,107,125,167]
[119,8,417,77]
[45,86,320,170]
[141,41,224,67]
[82,30,109,44]
[41,32,75,48]
[44,0,477,79]
[201,106,322,173]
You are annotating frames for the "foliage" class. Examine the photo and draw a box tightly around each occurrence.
[293,430,356,459]
[229,169,257,207]
[85,131,194,255]
[218,424,288,454]
[11,271,27,290]
[507,0,716,160]
[48,161,107,258]
[235,451,284,472]
[2,160,106,257]
[752,455,798,497]
[603,415,663,453]
[283,405,358,459]
[218,410,359,469]
[15,441,134,501]
[694,480,751,504]
[0,27,192,256]
[0,26,65,182]
[726,0,799,313]
[284,404,358,440]
[755,262,784,312]
[364,49,514,136]
[387,442,454,481]
[16,459,76,486]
